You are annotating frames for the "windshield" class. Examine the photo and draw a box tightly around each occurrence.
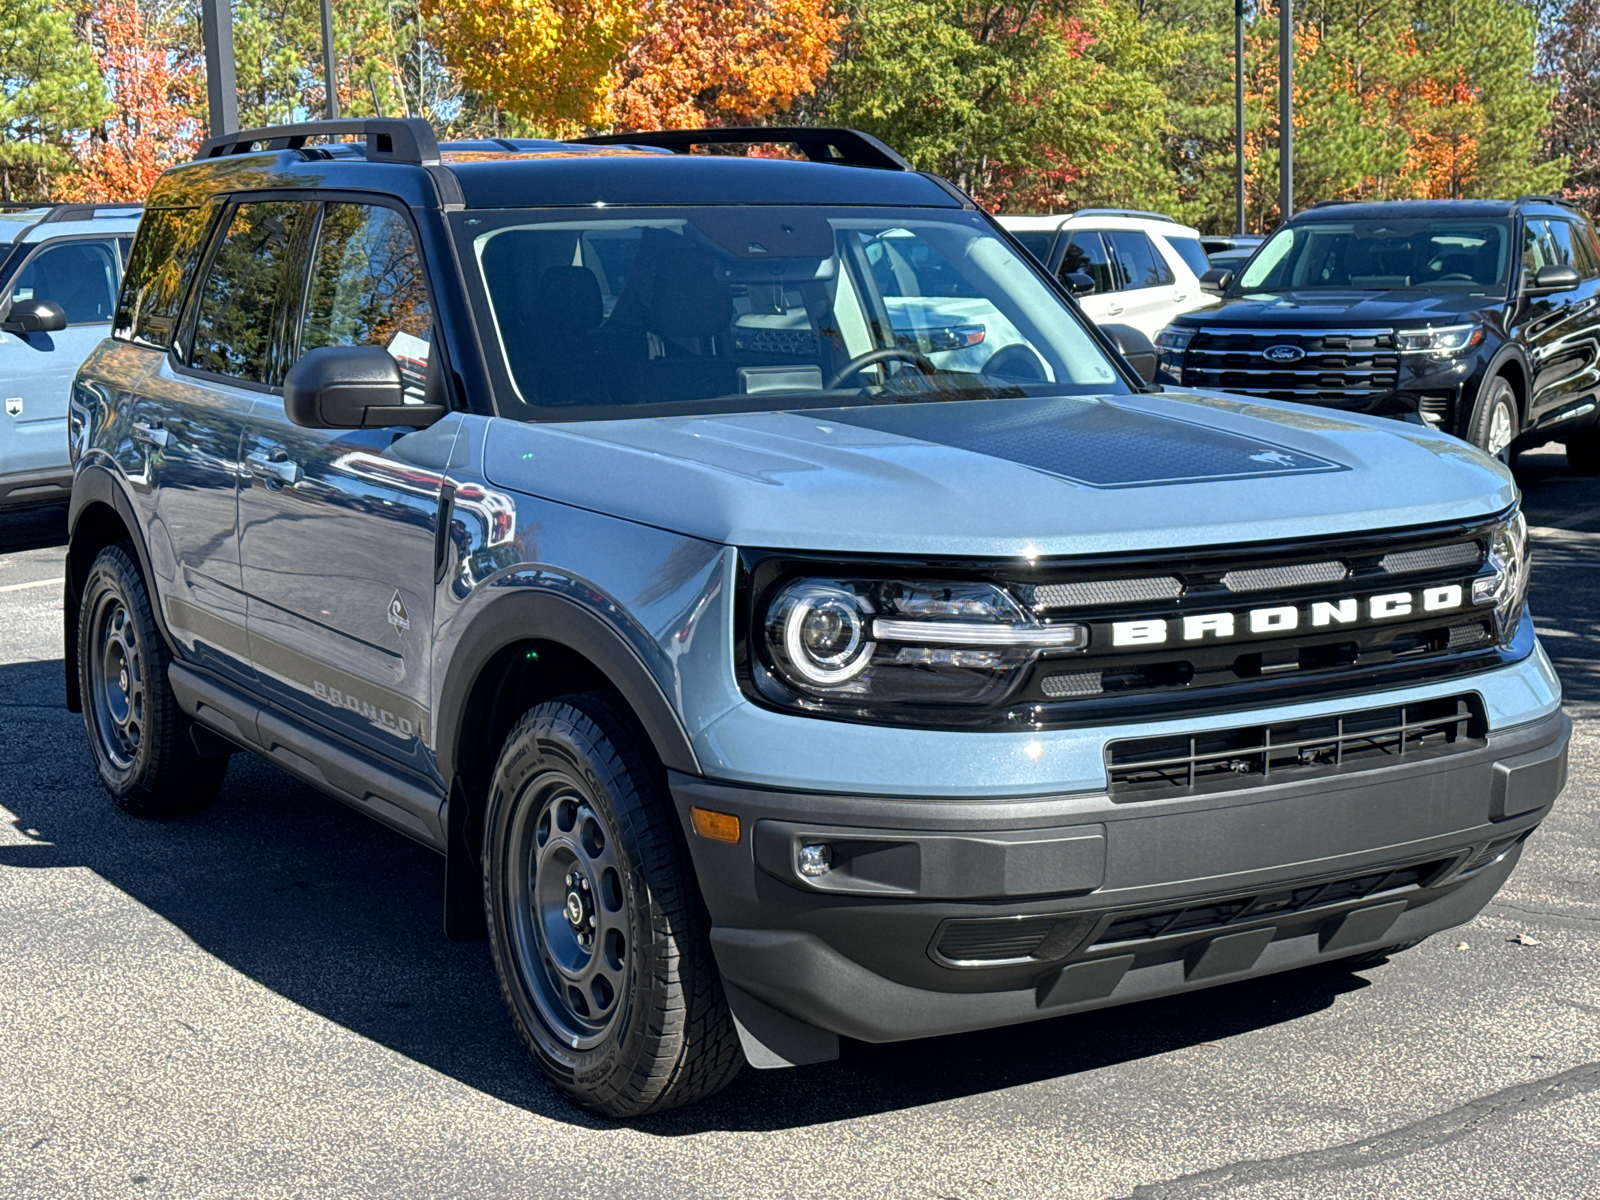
[1236,218,1514,295]
[456,206,1125,420]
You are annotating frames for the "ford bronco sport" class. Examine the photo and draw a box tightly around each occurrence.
[66,120,1567,1117]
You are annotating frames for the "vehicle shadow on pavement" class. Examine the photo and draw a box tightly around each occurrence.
[0,656,1373,1133]
[0,502,69,555]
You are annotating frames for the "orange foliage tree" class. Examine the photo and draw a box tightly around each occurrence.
[610,0,843,130]
[68,0,201,201]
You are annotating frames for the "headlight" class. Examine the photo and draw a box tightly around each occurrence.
[1471,511,1529,645]
[1396,324,1483,355]
[1155,326,1195,353]
[761,577,1086,706]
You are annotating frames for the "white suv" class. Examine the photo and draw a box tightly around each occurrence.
[999,209,1217,340]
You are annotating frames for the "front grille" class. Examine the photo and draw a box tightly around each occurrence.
[1106,694,1486,797]
[1031,576,1183,609]
[1222,560,1348,592]
[1182,327,1399,404]
[1092,858,1448,947]
[1381,542,1482,575]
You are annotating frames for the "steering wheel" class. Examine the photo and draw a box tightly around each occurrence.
[982,343,1049,381]
[826,346,937,390]
[1436,273,1475,282]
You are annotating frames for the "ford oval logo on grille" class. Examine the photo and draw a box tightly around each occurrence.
[1262,344,1306,363]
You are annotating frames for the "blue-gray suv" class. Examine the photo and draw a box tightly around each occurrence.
[65,120,1568,1117]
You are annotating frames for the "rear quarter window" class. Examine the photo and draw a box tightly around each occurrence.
[1164,234,1212,280]
[114,206,216,349]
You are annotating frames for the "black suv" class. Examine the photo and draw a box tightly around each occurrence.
[1157,198,1600,472]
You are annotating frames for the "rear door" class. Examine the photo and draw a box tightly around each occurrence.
[0,235,122,486]
[1102,229,1180,338]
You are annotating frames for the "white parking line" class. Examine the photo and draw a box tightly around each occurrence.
[0,577,60,593]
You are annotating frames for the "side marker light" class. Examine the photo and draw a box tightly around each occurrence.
[690,806,741,844]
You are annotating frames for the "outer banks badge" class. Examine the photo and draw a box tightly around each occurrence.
[387,590,411,635]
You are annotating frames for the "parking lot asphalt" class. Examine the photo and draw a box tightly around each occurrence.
[0,446,1595,1200]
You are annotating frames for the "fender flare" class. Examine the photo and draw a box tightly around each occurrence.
[1476,344,1533,429]
[64,463,171,711]
[434,588,703,785]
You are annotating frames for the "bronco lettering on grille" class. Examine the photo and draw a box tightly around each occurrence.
[1110,584,1466,647]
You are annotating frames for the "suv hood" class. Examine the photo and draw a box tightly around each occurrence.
[482,391,1515,556]
[1181,289,1498,329]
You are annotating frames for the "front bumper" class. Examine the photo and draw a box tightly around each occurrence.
[673,707,1568,1059]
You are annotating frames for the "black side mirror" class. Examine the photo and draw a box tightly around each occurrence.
[1200,267,1234,293]
[1,298,67,335]
[1062,271,1097,297]
[283,345,443,429]
[1103,323,1160,384]
[1530,264,1582,294]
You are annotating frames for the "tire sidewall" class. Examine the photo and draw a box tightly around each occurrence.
[1470,375,1519,461]
[78,550,152,797]
[483,707,662,1099]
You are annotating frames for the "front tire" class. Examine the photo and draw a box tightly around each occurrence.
[1466,375,1519,464]
[1567,429,1600,476]
[484,691,743,1117]
[78,544,226,816]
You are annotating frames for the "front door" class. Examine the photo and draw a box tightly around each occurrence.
[238,199,457,778]
[1102,229,1180,339]
[1519,217,1600,426]
[0,236,121,491]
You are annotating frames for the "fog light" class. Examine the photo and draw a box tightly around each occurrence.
[797,843,832,877]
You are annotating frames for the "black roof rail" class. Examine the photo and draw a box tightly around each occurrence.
[1515,193,1579,210]
[195,118,440,167]
[572,126,911,171]
[34,202,143,225]
[1310,198,1355,208]
[1072,207,1179,223]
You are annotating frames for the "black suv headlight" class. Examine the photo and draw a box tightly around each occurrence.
[758,576,1085,707]
[1471,510,1529,645]
[1396,323,1483,356]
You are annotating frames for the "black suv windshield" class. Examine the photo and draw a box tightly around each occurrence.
[1236,218,1514,296]
[454,206,1127,420]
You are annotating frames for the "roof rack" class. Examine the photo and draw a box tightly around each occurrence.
[572,127,911,172]
[34,202,143,225]
[195,118,440,167]
[1072,207,1179,223]
[1515,193,1579,210]
[1310,199,1355,208]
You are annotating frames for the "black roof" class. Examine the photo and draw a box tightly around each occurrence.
[1293,197,1578,223]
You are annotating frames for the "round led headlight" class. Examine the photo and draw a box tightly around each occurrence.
[769,581,875,688]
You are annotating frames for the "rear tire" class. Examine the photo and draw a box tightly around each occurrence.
[78,544,226,816]
[483,691,743,1117]
[1567,429,1600,476]
[1466,375,1519,464]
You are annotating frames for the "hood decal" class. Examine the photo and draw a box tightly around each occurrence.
[820,397,1347,488]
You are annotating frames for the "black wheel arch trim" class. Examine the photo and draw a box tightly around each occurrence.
[65,463,172,713]
[1479,345,1532,426]
[435,589,703,786]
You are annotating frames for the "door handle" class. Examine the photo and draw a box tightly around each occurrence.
[246,449,302,487]
[131,421,170,449]
[1172,293,1188,303]
[1106,303,1124,315]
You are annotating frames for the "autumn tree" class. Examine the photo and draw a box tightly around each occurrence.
[1543,0,1600,211]
[69,0,202,202]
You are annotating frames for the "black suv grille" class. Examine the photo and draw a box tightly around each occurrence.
[1182,327,1399,404]
[1106,694,1486,798]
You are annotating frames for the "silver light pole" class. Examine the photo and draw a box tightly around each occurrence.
[1279,0,1293,221]
[1236,0,1246,234]
[201,0,239,137]
[320,0,340,120]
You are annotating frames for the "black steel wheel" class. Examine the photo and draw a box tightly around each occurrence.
[484,691,743,1117]
[78,544,226,816]
[1466,375,1519,464]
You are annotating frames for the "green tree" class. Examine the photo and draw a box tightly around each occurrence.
[0,0,106,201]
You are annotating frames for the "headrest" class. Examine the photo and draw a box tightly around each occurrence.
[527,266,603,332]
[647,240,733,339]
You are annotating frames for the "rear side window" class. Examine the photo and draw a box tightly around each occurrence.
[1164,234,1212,280]
[12,240,119,325]
[188,200,315,384]
[300,202,433,400]
[1060,232,1115,292]
[1106,231,1175,289]
[115,208,215,348]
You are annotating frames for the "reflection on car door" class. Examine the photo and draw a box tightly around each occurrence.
[1520,217,1600,424]
[1103,230,1179,338]
[237,200,460,780]
[0,237,121,487]
[1058,231,1120,326]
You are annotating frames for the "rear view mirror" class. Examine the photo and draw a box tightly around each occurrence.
[1062,271,1097,297]
[2,298,67,335]
[1530,264,1582,294]
[283,345,443,429]
[1200,267,1233,293]
[1103,323,1160,384]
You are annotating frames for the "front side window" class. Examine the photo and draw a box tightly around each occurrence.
[114,206,216,349]
[1106,231,1174,290]
[1240,219,1513,294]
[11,239,119,325]
[300,202,433,400]
[188,200,315,384]
[1059,232,1116,293]
[460,206,1125,421]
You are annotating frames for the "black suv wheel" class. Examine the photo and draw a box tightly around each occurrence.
[1466,376,1519,463]
[78,544,227,815]
[1568,429,1600,476]
[484,691,743,1117]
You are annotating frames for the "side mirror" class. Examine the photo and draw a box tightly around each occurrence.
[1200,267,1234,294]
[1,298,67,335]
[1530,264,1582,294]
[1062,271,1097,297]
[283,345,443,429]
[1103,323,1160,384]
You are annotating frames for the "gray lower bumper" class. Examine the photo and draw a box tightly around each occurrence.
[670,709,1568,1063]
